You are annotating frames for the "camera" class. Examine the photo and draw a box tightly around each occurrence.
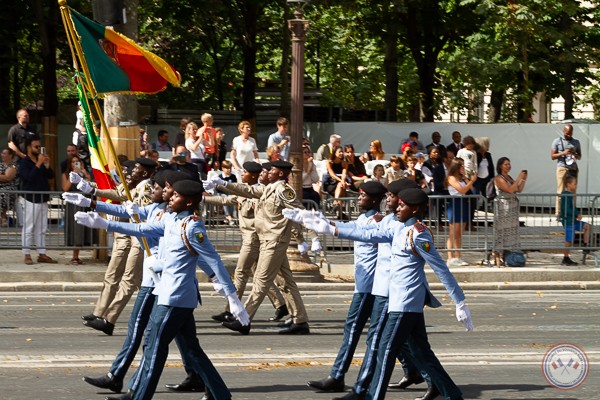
[74,161,81,169]
[40,147,46,155]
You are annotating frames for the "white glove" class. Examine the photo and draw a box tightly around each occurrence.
[456,301,474,332]
[74,211,108,229]
[62,192,91,208]
[202,179,216,191]
[227,294,250,326]
[69,171,83,184]
[304,216,337,236]
[212,175,227,187]
[311,237,322,253]
[77,180,94,194]
[124,201,140,218]
[282,208,304,224]
[211,275,226,296]
[297,241,309,254]
[143,255,161,285]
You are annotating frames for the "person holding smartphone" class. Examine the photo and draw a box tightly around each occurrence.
[61,155,92,265]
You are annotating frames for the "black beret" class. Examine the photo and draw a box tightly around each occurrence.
[122,160,136,173]
[172,180,204,197]
[262,162,272,171]
[153,170,168,188]
[359,181,387,197]
[271,160,293,171]
[243,161,262,173]
[163,170,189,186]
[135,157,158,170]
[399,188,429,206]
[388,179,418,195]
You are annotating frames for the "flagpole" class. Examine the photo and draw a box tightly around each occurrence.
[59,0,154,260]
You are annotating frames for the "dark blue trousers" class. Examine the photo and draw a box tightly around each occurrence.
[353,296,431,395]
[110,286,156,380]
[132,305,230,400]
[330,292,374,380]
[366,312,462,400]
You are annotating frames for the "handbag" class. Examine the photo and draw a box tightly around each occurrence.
[504,250,526,267]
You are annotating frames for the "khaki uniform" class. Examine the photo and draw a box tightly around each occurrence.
[222,181,308,324]
[93,180,153,324]
[205,192,285,309]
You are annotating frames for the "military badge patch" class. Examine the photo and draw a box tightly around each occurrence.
[422,242,431,252]
[196,232,204,243]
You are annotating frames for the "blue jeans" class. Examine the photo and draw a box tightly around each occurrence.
[353,296,430,395]
[330,292,374,380]
[366,312,462,400]
[132,305,230,400]
[110,286,156,380]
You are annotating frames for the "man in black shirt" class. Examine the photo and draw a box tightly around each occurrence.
[8,109,40,160]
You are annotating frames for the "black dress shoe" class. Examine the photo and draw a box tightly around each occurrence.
[81,313,99,321]
[222,320,251,335]
[211,311,234,323]
[388,374,425,389]
[279,322,310,335]
[414,385,441,400]
[164,380,205,392]
[277,317,293,327]
[199,389,214,400]
[84,318,115,335]
[105,390,132,400]
[83,374,123,393]
[269,305,289,321]
[307,376,344,392]
[333,390,365,400]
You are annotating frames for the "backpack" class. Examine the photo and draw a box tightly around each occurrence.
[504,250,526,267]
[485,179,496,201]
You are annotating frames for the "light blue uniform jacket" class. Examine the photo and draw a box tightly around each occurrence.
[337,217,465,313]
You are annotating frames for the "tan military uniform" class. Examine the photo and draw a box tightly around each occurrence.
[221,180,308,324]
[204,191,286,310]
[93,180,152,324]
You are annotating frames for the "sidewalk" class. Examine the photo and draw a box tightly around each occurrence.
[0,248,599,292]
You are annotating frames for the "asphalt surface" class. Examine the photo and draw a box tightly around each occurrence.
[0,290,598,399]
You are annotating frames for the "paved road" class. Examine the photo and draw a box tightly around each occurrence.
[0,290,598,399]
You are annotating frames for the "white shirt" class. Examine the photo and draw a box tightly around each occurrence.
[185,138,205,161]
[231,135,258,167]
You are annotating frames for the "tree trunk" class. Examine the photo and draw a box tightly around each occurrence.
[383,19,398,122]
[488,89,504,123]
[418,59,437,122]
[242,45,257,134]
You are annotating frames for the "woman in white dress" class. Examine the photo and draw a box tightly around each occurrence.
[184,121,208,179]
[230,120,260,171]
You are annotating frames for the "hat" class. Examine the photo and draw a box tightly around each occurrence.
[153,170,168,188]
[122,160,136,173]
[243,161,262,173]
[164,170,189,186]
[359,181,387,197]
[270,160,293,171]
[415,152,425,158]
[135,157,158,170]
[401,142,414,153]
[388,179,418,195]
[172,180,204,197]
[399,188,429,206]
[262,162,272,171]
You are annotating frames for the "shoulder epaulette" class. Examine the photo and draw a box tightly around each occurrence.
[372,212,383,222]
[407,220,433,257]
[180,215,199,256]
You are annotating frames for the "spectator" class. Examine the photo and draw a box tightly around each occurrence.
[384,155,403,184]
[315,134,341,161]
[369,164,387,187]
[217,160,237,225]
[302,144,321,208]
[446,158,477,267]
[474,137,494,197]
[345,144,367,190]
[267,117,290,161]
[492,157,527,267]
[199,113,217,168]
[0,148,18,226]
[110,154,129,186]
[324,145,351,219]
[266,145,281,162]
[139,128,150,158]
[403,156,426,188]
[184,121,208,179]
[422,146,447,228]
[147,150,159,163]
[415,151,426,170]
[456,135,477,180]
[400,142,414,169]
[60,144,79,174]
[230,120,260,171]
[446,130,463,156]
[560,175,590,266]
[551,124,581,219]
[172,117,191,154]
[360,139,385,163]
[399,131,425,153]
[150,129,172,152]
[61,155,93,265]
[8,109,39,160]
[18,139,57,264]
[212,127,227,171]
[168,145,200,182]
[426,131,447,159]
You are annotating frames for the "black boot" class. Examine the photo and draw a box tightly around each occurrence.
[307,376,345,392]
[83,373,123,393]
